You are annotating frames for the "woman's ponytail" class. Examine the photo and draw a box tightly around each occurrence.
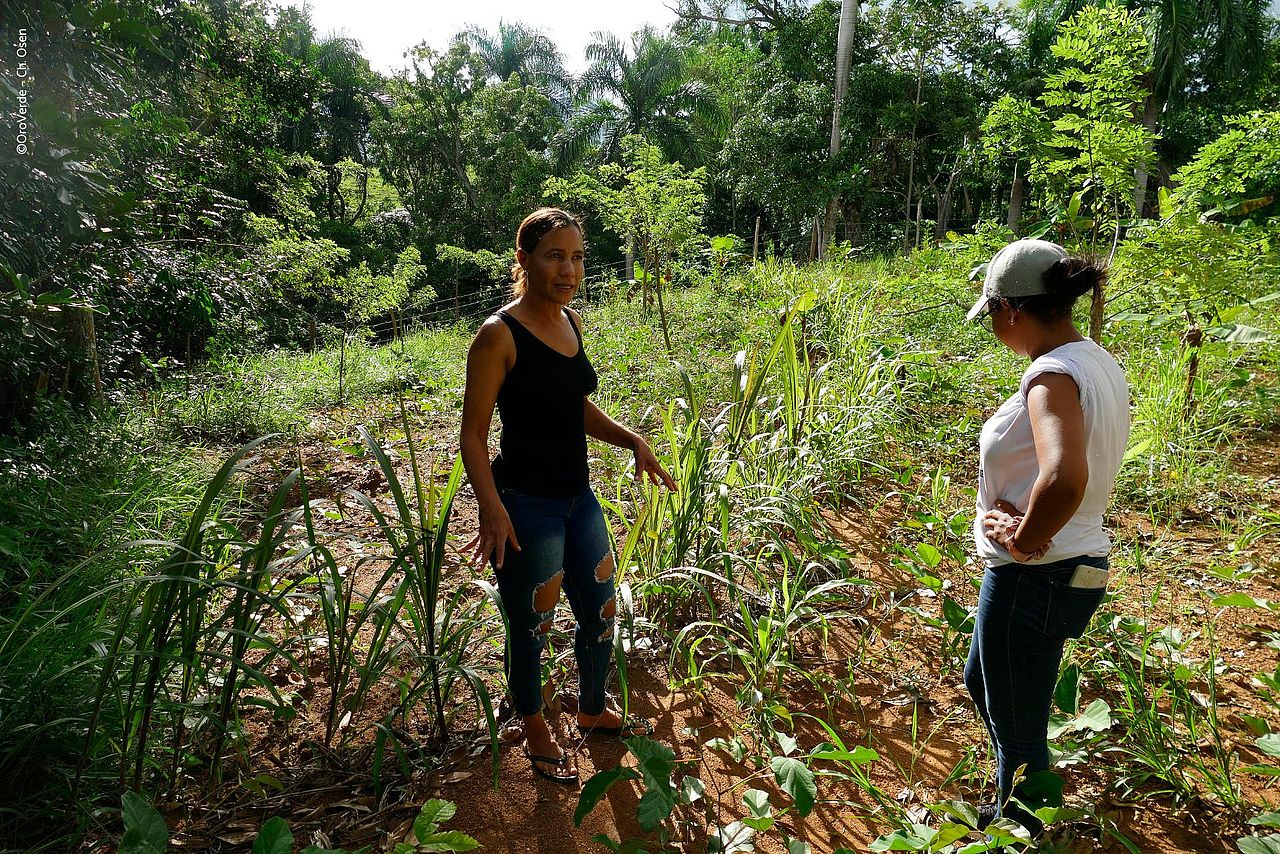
[1045,258,1105,301]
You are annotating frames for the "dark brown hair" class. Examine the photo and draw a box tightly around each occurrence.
[511,207,584,297]
[997,257,1106,323]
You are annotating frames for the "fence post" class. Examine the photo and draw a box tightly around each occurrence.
[752,216,761,264]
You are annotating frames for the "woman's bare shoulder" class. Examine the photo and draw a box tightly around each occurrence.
[471,314,515,357]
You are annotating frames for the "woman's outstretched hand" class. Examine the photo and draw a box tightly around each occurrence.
[633,437,678,492]
[982,499,1052,562]
[467,503,521,571]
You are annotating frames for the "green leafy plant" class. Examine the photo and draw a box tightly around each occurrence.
[392,800,481,853]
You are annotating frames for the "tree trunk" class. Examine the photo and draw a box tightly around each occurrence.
[752,216,761,263]
[641,242,652,311]
[1007,162,1024,235]
[349,166,369,224]
[935,163,959,241]
[1133,92,1160,217]
[1182,324,1202,417]
[625,235,635,281]
[823,0,859,259]
[914,197,923,249]
[1089,281,1104,343]
[903,54,924,254]
[654,247,672,353]
[61,306,103,404]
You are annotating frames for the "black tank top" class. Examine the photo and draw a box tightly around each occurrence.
[490,307,599,497]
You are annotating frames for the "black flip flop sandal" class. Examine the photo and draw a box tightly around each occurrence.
[522,747,579,784]
[576,714,653,739]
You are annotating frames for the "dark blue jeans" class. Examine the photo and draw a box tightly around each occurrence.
[963,555,1108,831]
[493,484,616,717]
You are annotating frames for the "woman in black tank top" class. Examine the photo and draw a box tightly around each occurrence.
[460,208,676,785]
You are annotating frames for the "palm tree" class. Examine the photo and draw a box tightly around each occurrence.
[557,28,721,168]
[822,0,860,255]
[455,21,571,112]
[314,36,375,165]
[1024,0,1267,213]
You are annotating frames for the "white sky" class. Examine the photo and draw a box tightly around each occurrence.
[300,0,680,75]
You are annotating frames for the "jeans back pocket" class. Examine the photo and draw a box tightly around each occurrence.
[1044,581,1105,639]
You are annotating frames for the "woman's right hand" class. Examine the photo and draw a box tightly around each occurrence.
[469,502,521,570]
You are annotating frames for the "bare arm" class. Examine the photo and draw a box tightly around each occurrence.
[584,399,640,450]
[584,400,676,491]
[460,318,520,568]
[983,372,1089,559]
[1017,373,1089,551]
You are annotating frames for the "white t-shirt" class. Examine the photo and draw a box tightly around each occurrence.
[975,339,1130,566]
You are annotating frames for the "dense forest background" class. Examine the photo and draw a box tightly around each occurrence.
[3,0,1277,426]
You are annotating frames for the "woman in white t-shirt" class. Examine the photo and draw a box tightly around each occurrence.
[961,239,1130,836]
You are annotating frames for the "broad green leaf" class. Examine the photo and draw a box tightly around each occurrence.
[928,823,971,849]
[1213,593,1274,610]
[1049,698,1111,738]
[709,821,755,853]
[741,815,775,833]
[770,756,817,817]
[1207,324,1270,344]
[868,825,934,851]
[416,830,481,852]
[414,800,457,839]
[1017,770,1065,809]
[1055,664,1081,715]
[120,792,168,854]
[706,737,747,762]
[1243,716,1272,737]
[680,775,705,805]
[1034,806,1087,824]
[941,597,974,633]
[790,291,818,314]
[575,766,638,826]
[743,789,772,818]
[1252,813,1280,828]
[785,839,812,854]
[914,543,942,568]
[810,747,878,765]
[929,800,979,828]
[636,788,675,832]
[1121,438,1152,463]
[1238,834,1280,854]
[252,817,294,854]
[627,736,676,775]
[1258,735,1280,757]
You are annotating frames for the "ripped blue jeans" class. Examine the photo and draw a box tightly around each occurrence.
[493,484,616,717]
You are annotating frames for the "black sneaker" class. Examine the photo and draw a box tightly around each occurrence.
[976,801,998,831]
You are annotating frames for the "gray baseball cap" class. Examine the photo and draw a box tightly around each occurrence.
[965,239,1069,321]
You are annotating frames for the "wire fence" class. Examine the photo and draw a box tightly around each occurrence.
[303,214,990,349]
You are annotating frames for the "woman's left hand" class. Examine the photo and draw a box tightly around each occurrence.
[982,499,1051,562]
[633,437,677,491]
